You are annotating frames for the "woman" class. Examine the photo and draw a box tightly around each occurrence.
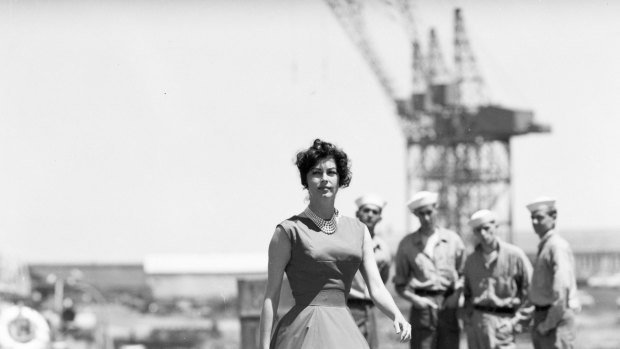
[259,139,411,349]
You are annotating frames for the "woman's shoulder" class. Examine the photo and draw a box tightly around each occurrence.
[277,211,306,227]
[338,213,354,220]
[338,215,366,235]
[338,215,363,226]
[277,212,316,237]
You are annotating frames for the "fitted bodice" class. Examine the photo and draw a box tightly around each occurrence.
[278,213,366,306]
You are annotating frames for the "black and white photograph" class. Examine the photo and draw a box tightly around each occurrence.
[1,0,619,348]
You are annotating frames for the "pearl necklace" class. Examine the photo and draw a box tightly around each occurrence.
[304,207,339,235]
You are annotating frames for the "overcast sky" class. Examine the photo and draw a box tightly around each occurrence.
[1,0,619,263]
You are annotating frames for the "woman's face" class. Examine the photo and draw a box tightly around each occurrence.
[306,156,339,200]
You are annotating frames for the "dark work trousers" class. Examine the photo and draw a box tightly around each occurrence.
[409,294,460,349]
[531,308,576,349]
[348,300,379,349]
[465,310,516,349]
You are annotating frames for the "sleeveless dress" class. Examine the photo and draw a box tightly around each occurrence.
[270,213,371,349]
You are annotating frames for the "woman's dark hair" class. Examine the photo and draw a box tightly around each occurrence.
[295,139,352,189]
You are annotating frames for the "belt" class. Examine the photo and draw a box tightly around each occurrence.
[347,298,375,307]
[535,304,552,312]
[474,305,516,315]
[414,289,447,297]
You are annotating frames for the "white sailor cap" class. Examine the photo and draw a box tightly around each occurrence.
[526,196,557,212]
[407,191,438,212]
[355,194,387,209]
[468,209,497,228]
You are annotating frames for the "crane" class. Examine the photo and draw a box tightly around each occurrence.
[324,1,550,241]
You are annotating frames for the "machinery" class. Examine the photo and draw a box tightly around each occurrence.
[0,254,51,349]
[324,1,550,240]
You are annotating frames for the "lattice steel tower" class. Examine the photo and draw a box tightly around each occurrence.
[325,2,550,242]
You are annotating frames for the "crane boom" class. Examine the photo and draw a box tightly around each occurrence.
[324,3,549,238]
[323,0,402,104]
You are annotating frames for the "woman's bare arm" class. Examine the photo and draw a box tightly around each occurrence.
[258,227,291,349]
[359,227,411,342]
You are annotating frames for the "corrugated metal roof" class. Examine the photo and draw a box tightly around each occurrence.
[143,253,268,275]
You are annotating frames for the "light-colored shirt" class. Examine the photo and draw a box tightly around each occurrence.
[529,230,579,332]
[423,231,440,259]
[393,227,465,293]
[463,239,533,320]
[350,235,391,300]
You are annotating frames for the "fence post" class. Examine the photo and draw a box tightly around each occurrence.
[237,277,267,349]
[237,276,294,349]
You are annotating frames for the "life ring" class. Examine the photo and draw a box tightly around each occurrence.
[0,305,50,349]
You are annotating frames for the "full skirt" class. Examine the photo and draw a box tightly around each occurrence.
[271,305,370,349]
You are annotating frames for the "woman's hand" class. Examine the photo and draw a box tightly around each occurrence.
[393,313,412,342]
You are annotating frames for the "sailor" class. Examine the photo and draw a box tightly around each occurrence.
[527,197,579,349]
[394,191,465,349]
[348,193,392,349]
[462,209,533,349]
